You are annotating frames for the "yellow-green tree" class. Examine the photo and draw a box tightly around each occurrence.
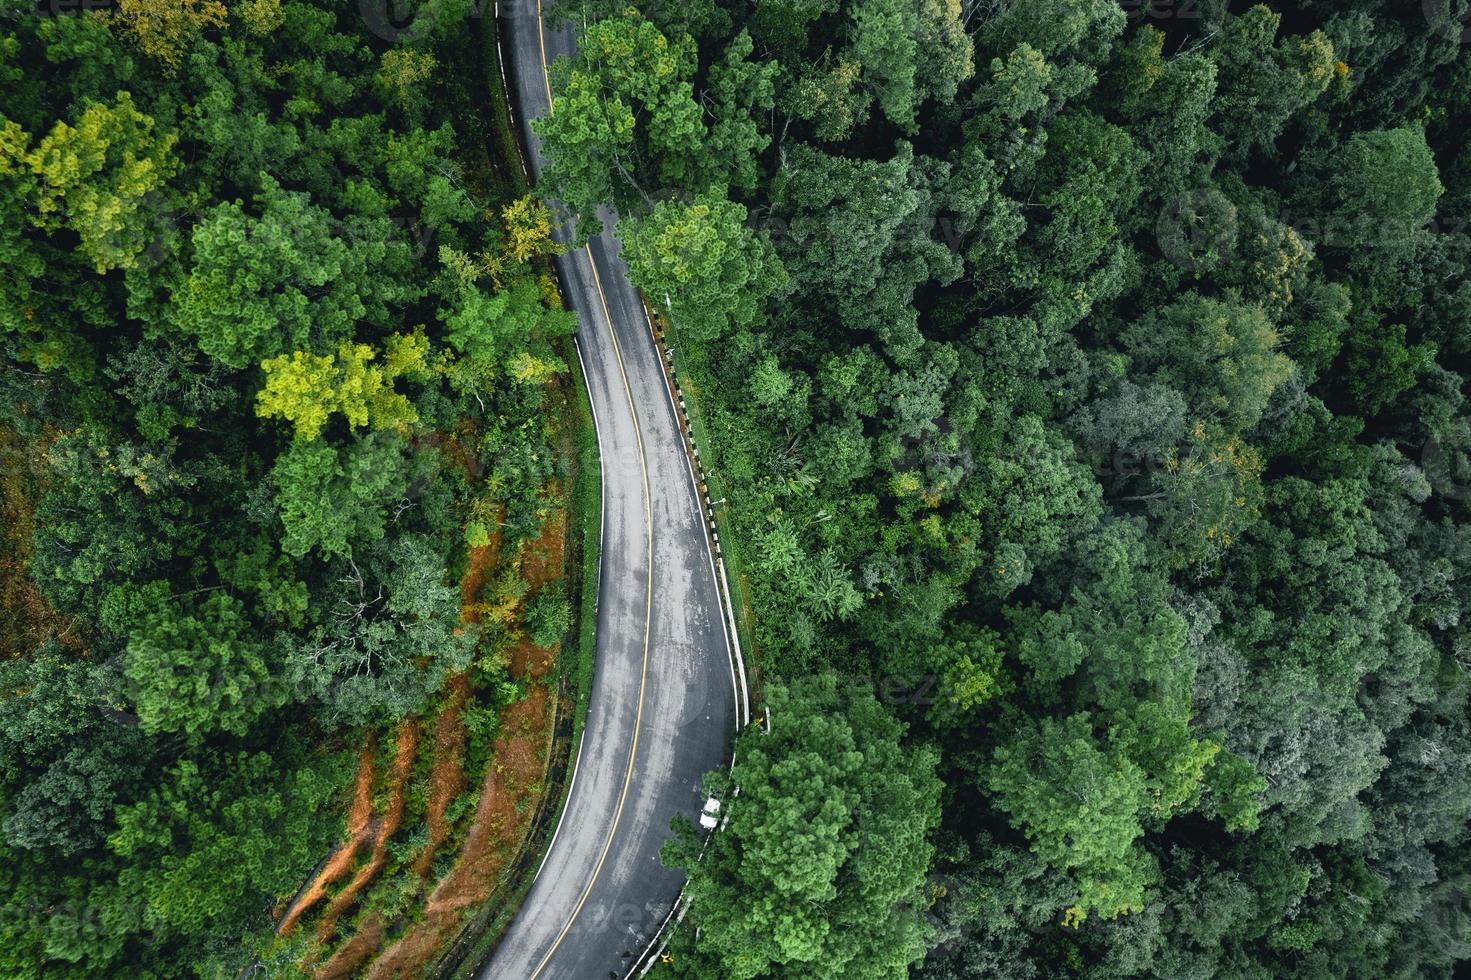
[376,49,437,110]
[1140,422,1265,570]
[112,0,228,67]
[500,195,558,264]
[256,340,420,442]
[24,93,177,273]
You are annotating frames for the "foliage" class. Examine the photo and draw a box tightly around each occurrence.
[525,585,572,648]
[22,92,177,274]
[256,341,420,442]
[0,1,575,972]
[538,0,1471,975]
[664,673,942,979]
[620,191,786,343]
[123,591,277,739]
[111,0,228,68]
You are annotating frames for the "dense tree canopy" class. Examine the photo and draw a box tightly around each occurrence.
[5,0,1471,974]
[664,674,942,979]
[534,1,1471,977]
[0,1,575,973]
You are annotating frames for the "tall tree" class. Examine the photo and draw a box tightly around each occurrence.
[665,673,943,979]
[621,191,786,342]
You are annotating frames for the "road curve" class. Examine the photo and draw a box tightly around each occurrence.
[479,5,738,979]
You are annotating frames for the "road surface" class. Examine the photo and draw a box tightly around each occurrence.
[479,4,740,979]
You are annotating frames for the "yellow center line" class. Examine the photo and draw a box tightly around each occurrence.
[527,2,656,977]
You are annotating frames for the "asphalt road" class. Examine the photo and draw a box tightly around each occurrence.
[479,5,739,979]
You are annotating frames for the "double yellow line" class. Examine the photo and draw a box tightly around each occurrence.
[527,2,656,977]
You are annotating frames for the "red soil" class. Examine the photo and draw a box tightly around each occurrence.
[362,681,554,980]
[277,734,378,937]
[314,719,421,944]
[413,673,470,877]
[314,913,385,980]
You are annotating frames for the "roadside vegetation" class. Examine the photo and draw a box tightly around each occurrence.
[534,0,1471,977]
[0,1,595,976]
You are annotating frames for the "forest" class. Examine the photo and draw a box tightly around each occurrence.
[0,0,594,975]
[530,0,1471,977]
[4,0,1471,977]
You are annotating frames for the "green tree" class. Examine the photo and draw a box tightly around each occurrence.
[1122,293,1293,433]
[525,585,571,648]
[978,0,1124,61]
[852,0,920,132]
[665,673,942,979]
[436,273,574,403]
[167,178,418,368]
[620,191,786,342]
[1331,126,1444,244]
[703,30,778,191]
[123,591,277,739]
[851,0,973,133]
[1033,110,1147,281]
[751,0,838,57]
[5,741,145,855]
[285,535,475,726]
[269,432,409,559]
[534,12,704,230]
[784,53,870,142]
[109,750,341,937]
[1141,422,1265,570]
[1209,5,1337,162]
[24,92,177,273]
[770,142,958,356]
[1341,315,1437,415]
[28,433,202,624]
[986,713,1155,923]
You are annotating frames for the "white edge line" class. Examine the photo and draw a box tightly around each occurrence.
[533,727,585,883]
[500,7,751,974]
[636,293,749,733]
[613,289,751,980]
[531,337,607,888]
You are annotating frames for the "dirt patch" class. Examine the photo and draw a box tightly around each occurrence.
[438,422,486,482]
[518,501,566,590]
[428,682,551,912]
[460,502,504,626]
[0,426,77,658]
[278,733,378,937]
[507,633,557,683]
[509,505,567,680]
[315,718,421,944]
[314,912,384,980]
[413,673,470,877]
[362,682,554,979]
[299,481,571,974]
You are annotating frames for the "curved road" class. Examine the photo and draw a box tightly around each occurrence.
[480,5,740,979]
